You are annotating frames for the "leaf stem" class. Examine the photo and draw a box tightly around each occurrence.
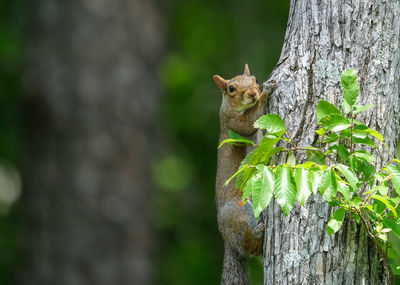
[285,129,298,148]
[350,105,354,154]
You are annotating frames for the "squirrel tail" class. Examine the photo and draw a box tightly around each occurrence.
[221,247,250,285]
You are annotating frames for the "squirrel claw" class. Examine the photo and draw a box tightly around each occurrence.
[255,223,265,239]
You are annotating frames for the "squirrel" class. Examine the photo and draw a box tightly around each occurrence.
[213,64,268,285]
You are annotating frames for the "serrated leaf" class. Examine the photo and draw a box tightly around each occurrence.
[319,114,351,132]
[294,168,312,206]
[371,195,397,218]
[245,165,274,218]
[254,114,286,135]
[335,164,359,191]
[353,104,374,115]
[341,69,359,106]
[327,208,346,235]
[274,165,297,216]
[319,169,338,202]
[235,135,281,189]
[316,100,342,121]
[387,164,400,196]
[309,170,323,195]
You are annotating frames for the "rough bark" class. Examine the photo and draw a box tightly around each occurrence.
[263,0,400,284]
[20,1,163,284]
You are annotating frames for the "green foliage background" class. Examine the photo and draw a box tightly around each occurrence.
[154,1,288,284]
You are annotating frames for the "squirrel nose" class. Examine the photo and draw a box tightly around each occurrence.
[247,89,258,98]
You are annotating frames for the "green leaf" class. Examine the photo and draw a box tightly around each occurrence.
[287,151,296,166]
[218,138,254,149]
[254,114,286,135]
[274,165,297,216]
[335,164,359,191]
[316,100,341,121]
[309,170,324,195]
[235,135,281,189]
[352,136,377,148]
[319,114,351,132]
[245,165,274,218]
[306,150,326,165]
[341,129,351,138]
[353,104,374,115]
[337,144,350,162]
[228,130,246,140]
[319,169,338,202]
[363,128,384,142]
[382,219,400,239]
[352,150,376,162]
[371,195,398,218]
[341,69,359,106]
[316,128,325,136]
[327,208,346,235]
[322,133,339,143]
[225,164,249,186]
[337,181,350,202]
[387,164,400,196]
[350,196,362,208]
[294,168,312,206]
[349,156,375,180]
[217,129,256,148]
[342,100,351,115]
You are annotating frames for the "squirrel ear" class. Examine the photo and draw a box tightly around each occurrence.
[244,64,250,75]
[213,75,227,91]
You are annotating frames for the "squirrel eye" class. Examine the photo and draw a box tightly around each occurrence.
[228,85,235,93]
[256,79,259,84]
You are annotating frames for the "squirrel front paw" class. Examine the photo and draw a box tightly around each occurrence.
[255,222,265,239]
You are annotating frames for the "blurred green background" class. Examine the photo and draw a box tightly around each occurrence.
[154,1,288,284]
[1,0,399,284]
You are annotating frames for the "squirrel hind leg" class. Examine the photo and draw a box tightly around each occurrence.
[218,201,264,256]
[221,247,250,285]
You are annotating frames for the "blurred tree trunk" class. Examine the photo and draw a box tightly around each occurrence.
[20,1,163,284]
[263,0,399,284]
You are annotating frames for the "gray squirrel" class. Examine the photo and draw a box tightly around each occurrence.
[213,64,267,285]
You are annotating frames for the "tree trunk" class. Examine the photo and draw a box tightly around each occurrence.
[20,1,163,284]
[263,0,400,284]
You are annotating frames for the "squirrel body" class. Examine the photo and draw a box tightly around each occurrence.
[214,64,266,285]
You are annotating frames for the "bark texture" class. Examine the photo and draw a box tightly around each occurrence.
[263,0,400,284]
[21,1,163,284]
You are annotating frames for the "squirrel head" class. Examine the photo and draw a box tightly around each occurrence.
[213,64,262,116]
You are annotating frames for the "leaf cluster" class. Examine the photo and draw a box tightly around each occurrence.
[221,69,400,270]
